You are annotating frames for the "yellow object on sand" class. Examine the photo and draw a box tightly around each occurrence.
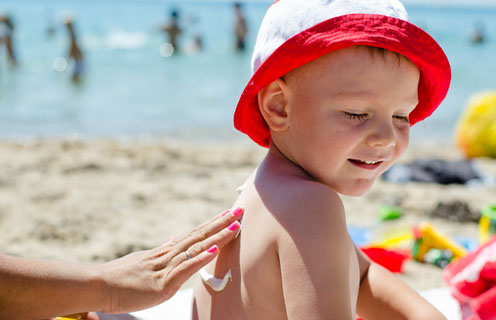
[369,228,414,249]
[413,223,467,262]
[479,204,496,244]
[56,313,85,320]
[455,91,496,158]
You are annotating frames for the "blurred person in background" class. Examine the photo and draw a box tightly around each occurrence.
[233,2,247,52]
[470,21,485,44]
[185,34,204,55]
[0,13,17,68]
[45,10,57,39]
[159,9,182,54]
[64,16,84,83]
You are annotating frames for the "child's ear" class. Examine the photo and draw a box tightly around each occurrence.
[257,78,290,132]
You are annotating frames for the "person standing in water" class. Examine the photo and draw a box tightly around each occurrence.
[45,10,57,39]
[233,2,248,52]
[159,9,182,54]
[64,16,84,83]
[470,22,485,44]
[0,13,17,68]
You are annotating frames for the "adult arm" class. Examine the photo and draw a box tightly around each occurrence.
[0,208,244,320]
[356,253,446,320]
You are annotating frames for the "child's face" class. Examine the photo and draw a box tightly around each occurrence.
[281,46,420,196]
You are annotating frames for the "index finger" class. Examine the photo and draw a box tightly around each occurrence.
[167,207,244,255]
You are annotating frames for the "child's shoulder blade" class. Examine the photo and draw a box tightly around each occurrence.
[274,181,358,319]
[275,180,347,241]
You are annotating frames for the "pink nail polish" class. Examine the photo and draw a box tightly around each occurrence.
[228,221,240,231]
[207,245,218,254]
[219,209,230,217]
[232,207,244,217]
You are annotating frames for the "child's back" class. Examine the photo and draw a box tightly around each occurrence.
[193,145,368,319]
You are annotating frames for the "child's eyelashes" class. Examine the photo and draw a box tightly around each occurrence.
[393,115,410,123]
[343,112,410,124]
[344,112,368,121]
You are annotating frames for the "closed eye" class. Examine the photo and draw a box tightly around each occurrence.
[393,115,410,123]
[344,112,368,121]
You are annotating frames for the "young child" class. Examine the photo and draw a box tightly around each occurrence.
[193,0,451,319]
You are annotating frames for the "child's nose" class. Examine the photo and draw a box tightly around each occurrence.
[365,121,396,149]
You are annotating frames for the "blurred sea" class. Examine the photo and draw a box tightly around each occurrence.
[0,0,495,143]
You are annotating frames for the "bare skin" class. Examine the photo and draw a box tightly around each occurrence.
[160,11,182,53]
[161,23,181,51]
[193,46,446,319]
[64,20,84,83]
[234,4,247,51]
[0,208,244,320]
[0,15,17,67]
[193,147,364,319]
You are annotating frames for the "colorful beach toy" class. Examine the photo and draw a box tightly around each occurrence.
[479,204,496,244]
[455,91,496,158]
[56,314,85,320]
[444,235,496,320]
[412,222,468,263]
[378,204,403,221]
[361,247,410,273]
[368,227,414,249]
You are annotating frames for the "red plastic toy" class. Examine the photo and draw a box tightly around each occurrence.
[360,247,410,273]
[444,235,496,320]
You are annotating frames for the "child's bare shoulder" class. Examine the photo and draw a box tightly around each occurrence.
[269,179,358,317]
[273,179,348,247]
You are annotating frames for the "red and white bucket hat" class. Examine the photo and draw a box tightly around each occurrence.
[234,0,451,147]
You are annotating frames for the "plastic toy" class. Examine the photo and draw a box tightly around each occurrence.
[368,227,414,249]
[412,222,468,263]
[360,247,410,273]
[424,248,453,269]
[455,91,496,158]
[56,314,85,320]
[444,235,496,320]
[479,204,496,244]
[379,204,402,221]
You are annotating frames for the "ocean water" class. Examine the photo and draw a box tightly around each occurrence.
[0,0,495,143]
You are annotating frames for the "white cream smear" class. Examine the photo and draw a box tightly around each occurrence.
[199,268,233,292]
[199,183,246,292]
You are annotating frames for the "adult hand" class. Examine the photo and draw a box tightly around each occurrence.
[1,207,243,320]
[95,207,244,314]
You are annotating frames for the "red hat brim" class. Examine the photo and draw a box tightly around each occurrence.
[234,14,451,147]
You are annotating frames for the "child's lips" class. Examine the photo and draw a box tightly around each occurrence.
[348,158,384,170]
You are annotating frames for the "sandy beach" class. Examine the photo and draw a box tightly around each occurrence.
[0,137,494,292]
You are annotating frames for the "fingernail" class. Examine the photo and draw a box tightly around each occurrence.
[228,221,241,231]
[164,236,174,245]
[232,207,244,217]
[219,209,230,217]
[207,245,218,254]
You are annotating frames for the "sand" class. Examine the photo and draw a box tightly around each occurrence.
[0,137,494,291]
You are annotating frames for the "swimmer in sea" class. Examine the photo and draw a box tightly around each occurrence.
[159,9,182,54]
[233,2,248,52]
[64,16,84,83]
[0,14,17,68]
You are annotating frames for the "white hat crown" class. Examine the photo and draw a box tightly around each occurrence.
[252,0,409,74]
